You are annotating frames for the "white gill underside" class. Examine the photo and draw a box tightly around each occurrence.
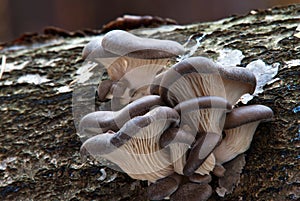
[213,122,259,164]
[170,143,216,176]
[113,63,167,104]
[105,56,168,81]
[168,73,226,106]
[194,153,216,175]
[102,120,174,182]
[181,109,226,134]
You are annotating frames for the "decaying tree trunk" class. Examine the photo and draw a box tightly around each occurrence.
[1,4,299,201]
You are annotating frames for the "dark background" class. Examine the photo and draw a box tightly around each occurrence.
[0,0,298,42]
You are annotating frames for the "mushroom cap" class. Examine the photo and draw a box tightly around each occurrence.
[81,106,180,182]
[101,30,185,59]
[188,173,212,184]
[111,106,180,147]
[174,96,232,114]
[224,104,273,129]
[78,95,164,138]
[216,154,246,197]
[147,173,182,200]
[170,183,212,201]
[213,105,273,164]
[82,37,117,60]
[159,127,195,148]
[97,79,114,101]
[174,96,232,134]
[159,56,256,106]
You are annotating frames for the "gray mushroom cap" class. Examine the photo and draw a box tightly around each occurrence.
[101,30,185,59]
[78,95,164,139]
[159,56,256,106]
[174,96,232,134]
[82,37,117,60]
[147,173,183,200]
[224,104,274,129]
[170,183,212,201]
[214,104,273,164]
[80,106,180,182]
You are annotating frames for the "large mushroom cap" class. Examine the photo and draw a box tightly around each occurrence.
[78,95,164,139]
[159,56,256,106]
[214,104,273,164]
[224,104,273,129]
[82,37,117,60]
[170,183,212,201]
[174,96,232,134]
[101,30,185,59]
[81,106,180,182]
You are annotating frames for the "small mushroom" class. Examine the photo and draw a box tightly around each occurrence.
[159,56,256,107]
[80,106,180,182]
[147,173,183,200]
[216,154,246,197]
[170,183,212,201]
[78,95,164,140]
[174,96,232,176]
[213,104,273,165]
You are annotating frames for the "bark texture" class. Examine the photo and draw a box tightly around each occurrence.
[1,4,299,201]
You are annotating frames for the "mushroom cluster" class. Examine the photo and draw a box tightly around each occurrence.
[79,30,273,201]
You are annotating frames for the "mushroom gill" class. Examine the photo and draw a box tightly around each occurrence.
[159,56,256,106]
[96,30,184,104]
[80,106,180,182]
[78,95,164,140]
[213,104,274,164]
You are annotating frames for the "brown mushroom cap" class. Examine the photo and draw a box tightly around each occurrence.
[224,104,274,129]
[82,37,117,60]
[159,56,256,106]
[78,95,164,139]
[101,30,185,59]
[188,173,212,184]
[81,106,180,182]
[170,183,212,201]
[214,104,273,164]
[216,154,246,197]
[147,173,183,200]
[97,79,114,101]
[174,96,232,134]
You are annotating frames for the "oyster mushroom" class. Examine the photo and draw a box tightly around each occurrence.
[170,183,213,201]
[213,104,273,164]
[147,173,183,200]
[80,106,180,182]
[100,30,184,104]
[174,96,232,176]
[159,56,256,107]
[78,95,164,140]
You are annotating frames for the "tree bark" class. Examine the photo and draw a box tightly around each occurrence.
[1,4,299,201]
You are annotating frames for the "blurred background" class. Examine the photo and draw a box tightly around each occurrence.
[0,0,298,42]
